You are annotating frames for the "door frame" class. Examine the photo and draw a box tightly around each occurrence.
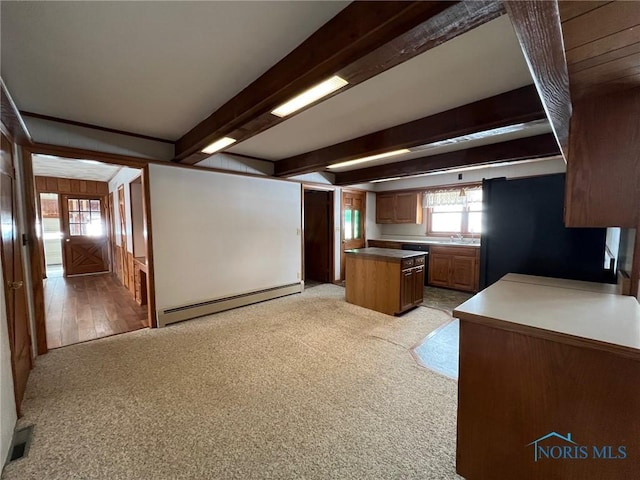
[340,188,367,281]
[1,129,33,414]
[21,145,159,355]
[302,185,335,285]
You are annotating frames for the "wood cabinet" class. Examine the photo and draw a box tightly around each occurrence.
[375,192,422,224]
[454,275,640,480]
[345,248,425,315]
[133,257,148,306]
[428,245,479,292]
[400,256,425,312]
[565,88,640,228]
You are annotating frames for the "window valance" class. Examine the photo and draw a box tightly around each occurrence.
[422,185,482,207]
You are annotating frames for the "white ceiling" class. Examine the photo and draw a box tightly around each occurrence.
[229,15,535,161]
[1,1,348,140]
[32,155,123,182]
[2,3,548,181]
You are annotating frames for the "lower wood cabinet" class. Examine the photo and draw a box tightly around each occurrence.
[428,245,479,292]
[346,251,425,315]
[400,257,425,312]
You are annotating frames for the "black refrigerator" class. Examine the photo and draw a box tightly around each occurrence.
[479,173,609,289]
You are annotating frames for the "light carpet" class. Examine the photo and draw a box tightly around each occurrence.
[3,284,462,480]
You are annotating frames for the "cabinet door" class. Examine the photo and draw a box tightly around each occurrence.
[429,254,451,288]
[451,256,476,292]
[394,193,422,224]
[413,266,424,305]
[376,194,395,224]
[400,268,415,312]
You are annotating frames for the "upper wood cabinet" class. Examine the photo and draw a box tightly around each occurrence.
[565,88,640,228]
[375,192,423,224]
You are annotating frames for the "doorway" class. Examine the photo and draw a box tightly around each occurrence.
[39,193,64,277]
[340,189,366,280]
[29,155,152,349]
[303,189,334,286]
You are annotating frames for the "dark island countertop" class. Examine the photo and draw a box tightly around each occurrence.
[345,247,426,262]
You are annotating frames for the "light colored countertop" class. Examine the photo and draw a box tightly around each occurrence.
[371,238,481,248]
[453,274,640,358]
[345,247,426,261]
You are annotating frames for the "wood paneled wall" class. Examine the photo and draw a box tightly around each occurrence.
[35,176,108,195]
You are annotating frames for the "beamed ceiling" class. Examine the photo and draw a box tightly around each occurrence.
[6,2,635,185]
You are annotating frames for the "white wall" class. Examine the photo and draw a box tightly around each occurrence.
[149,164,302,313]
[109,167,143,252]
[0,267,17,467]
[24,117,174,161]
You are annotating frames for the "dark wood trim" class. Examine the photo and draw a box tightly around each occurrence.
[175,1,505,164]
[504,1,570,161]
[20,111,174,145]
[632,222,640,300]
[20,147,47,355]
[141,165,157,328]
[1,79,32,146]
[275,85,546,177]
[334,134,560,185]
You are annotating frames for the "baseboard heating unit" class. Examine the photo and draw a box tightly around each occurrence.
[157,283,302,327]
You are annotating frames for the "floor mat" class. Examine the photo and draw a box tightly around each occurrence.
[412,319,459,380]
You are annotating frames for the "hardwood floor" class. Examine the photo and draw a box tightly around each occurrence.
[44,273,147,349]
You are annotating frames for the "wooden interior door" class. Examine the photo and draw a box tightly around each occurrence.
[61,195,109,275]
[341,190,366,280]
[304,190,332,283]
[1,132,32,413]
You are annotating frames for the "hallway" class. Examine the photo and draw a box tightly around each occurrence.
[44,273,147,349]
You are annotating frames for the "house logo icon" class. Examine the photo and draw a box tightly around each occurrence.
[526,432,627,462]
[527,432,577,462]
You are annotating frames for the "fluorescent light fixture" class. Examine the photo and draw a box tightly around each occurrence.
[370,177,403,183]
[271,76,348,118]
[201,137,237,154]
[79,160,101,165]
[327,149,410,170]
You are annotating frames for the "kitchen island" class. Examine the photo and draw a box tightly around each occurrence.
[345,247,426,315]
[453,274,640,480]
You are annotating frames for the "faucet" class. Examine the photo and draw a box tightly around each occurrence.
[451,233,464,242]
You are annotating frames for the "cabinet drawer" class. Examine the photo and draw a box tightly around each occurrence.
[401,258,414,269]
[430,245,478,257]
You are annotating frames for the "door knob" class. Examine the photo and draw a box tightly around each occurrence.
[8,281,23,290]
[65,239,70,242]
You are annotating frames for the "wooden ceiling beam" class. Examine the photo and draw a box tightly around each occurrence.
[333,134,560,185]
[504,1,571,160]
[275,85,546,177]
[174,0,505,165]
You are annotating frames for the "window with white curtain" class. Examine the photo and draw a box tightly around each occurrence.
[423,185,482,235]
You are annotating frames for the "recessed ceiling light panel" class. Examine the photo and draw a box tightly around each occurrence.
[271,76,348,118]
[201,137,237,154]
